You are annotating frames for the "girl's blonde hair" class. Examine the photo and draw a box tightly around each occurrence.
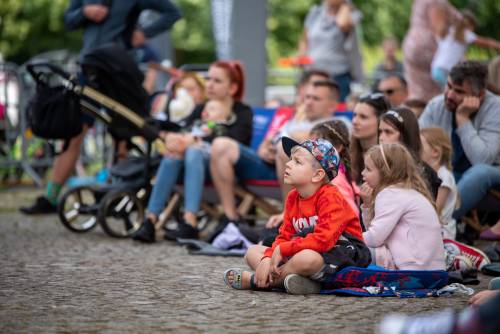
[420,127,453,170]
[366,143,435,218]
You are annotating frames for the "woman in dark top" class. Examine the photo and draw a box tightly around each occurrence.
[133,61,253,242]
[378,107,441,199]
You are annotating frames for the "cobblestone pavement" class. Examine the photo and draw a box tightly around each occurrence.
[0,188,491,333]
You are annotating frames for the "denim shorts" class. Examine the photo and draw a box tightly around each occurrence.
[234,144,277,180]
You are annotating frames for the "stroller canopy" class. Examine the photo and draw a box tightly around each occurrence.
[81,44,149,139]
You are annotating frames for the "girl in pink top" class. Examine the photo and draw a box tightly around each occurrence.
[360,143,445,270]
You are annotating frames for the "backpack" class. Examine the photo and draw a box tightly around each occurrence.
[27,83,83,140]
[26,62,83,140]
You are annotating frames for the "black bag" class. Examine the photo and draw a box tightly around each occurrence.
[27,83,83,140]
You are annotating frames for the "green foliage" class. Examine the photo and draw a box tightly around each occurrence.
[1,0,499,66]
[0,0,81,64]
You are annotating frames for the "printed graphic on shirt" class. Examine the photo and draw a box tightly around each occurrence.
[292,215,318,237]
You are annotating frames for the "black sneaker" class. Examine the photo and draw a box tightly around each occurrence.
[131,218,156,243]
[164,220,198,241]
[19,196,57,215]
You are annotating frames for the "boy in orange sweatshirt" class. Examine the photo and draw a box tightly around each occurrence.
[224,137,369,294]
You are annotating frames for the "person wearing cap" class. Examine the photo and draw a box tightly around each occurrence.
[223,137,368,294]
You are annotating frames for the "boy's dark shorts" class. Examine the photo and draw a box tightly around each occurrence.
[311,233,371,282]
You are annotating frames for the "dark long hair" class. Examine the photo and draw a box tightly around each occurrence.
[311,120,353,183]
[350,93,390,183]
[380,106,422,160]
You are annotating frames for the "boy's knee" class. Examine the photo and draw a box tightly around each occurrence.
[244,244,265,262]
[293,250,324,272]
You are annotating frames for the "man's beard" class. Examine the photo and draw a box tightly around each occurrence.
[444,98,457,112]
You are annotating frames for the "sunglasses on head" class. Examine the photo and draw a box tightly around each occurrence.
[360,92,385,101]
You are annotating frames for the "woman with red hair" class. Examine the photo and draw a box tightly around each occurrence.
[133,60,253,242]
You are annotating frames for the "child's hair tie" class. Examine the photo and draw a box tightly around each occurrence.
[322,123,346,145]
[379,145,390,170]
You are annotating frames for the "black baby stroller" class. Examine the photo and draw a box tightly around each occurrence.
[27,44,179,238]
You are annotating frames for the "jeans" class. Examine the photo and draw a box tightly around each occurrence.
[333,72,351,102]
[453,164,500,219]
[234,144,277,180]
[147,146,208,216]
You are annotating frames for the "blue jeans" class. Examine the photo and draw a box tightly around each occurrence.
[147,146,208,216]
[234,144,277,180]
[333,72,351,102]
[453,164,500,219]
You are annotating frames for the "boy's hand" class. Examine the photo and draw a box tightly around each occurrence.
[83,4,109,23]
[269,246,284,282]
[254,258,271,288]
[456,95,480,127]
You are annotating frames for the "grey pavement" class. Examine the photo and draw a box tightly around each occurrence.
[0,187,491,333]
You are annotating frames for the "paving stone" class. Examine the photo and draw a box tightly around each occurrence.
[0,188,492,333]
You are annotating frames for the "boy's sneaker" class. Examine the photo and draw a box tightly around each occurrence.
[164,220,198,241]
[443,239,491,270]
[131,218,156,243]
[284,274,321,295]
[19,196,57,215]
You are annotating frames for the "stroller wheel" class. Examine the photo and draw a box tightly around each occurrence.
[98,189,144,238]
[58,186,98,233]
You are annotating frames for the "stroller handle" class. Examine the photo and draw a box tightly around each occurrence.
[26,62,73,85]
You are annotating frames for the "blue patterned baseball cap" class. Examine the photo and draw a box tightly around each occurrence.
[282,136,340,181]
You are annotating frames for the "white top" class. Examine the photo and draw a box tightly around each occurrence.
[437,166,457,239]
[432,27,476,72]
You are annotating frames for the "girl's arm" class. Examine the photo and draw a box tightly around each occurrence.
[362,189,406,248]
[435,186,451,215]
[473,36,500,50]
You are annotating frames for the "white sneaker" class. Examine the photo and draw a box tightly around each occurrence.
[284,274,321,295]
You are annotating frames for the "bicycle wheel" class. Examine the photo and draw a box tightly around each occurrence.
[97,189,144,238]
[58,186,98,233]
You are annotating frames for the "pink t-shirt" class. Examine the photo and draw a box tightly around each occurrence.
[331,165,359,217]
[362,187,445,270]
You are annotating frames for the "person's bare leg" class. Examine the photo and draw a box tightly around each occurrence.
[269,249,324,287]
[490,220,500,234]
[210,137,240,220]
[52,126,88,185]
[275,143,293,200]
[225,245,268,289]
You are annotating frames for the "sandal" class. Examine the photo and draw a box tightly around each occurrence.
[223,268,267,290]
[224,268,251,290]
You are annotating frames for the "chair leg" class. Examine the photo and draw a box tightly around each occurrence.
[156,192,181,230]
[235,187,255,217]
[234,185,281,217]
